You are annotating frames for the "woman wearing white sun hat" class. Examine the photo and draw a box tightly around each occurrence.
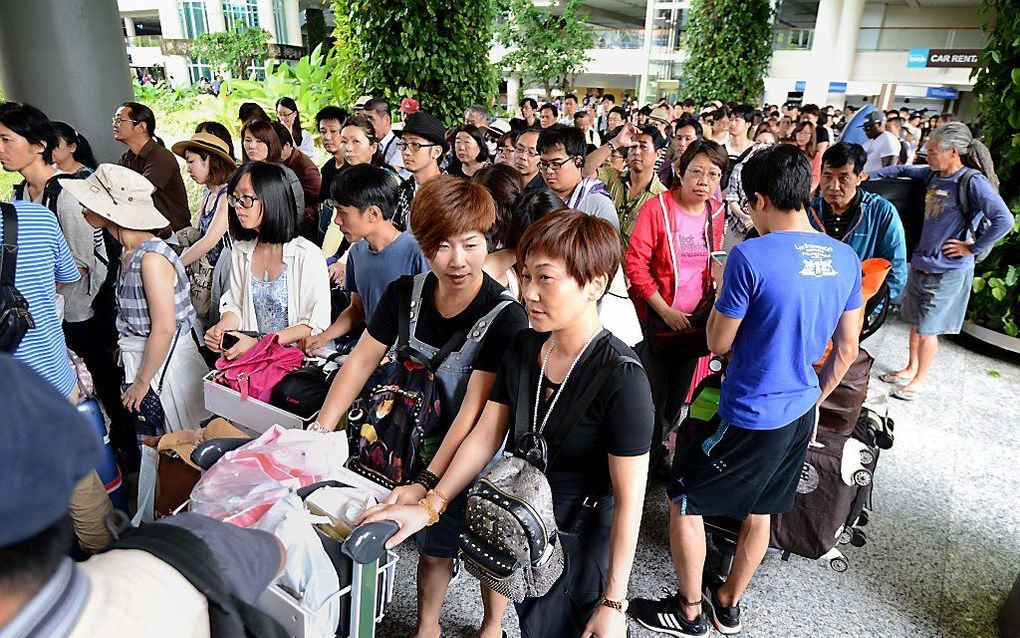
[61,164,210,436]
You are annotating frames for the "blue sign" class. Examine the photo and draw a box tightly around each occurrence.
[828,82,848,94]
[926,86,959,100]
[794,80,806,92]
[908,48,930,68]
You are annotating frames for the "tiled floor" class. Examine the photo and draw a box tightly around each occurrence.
[375,317,1020,637]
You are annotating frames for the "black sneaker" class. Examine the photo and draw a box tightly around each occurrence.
[704,584,742,634]
[629,591,708,637]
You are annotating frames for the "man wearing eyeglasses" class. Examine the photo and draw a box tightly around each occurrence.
[114,102,189,231]
[391,111,446,232]
[809,142,907,299]
[536,125,619,230]
[513,128,548,197]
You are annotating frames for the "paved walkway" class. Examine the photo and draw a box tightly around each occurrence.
[375,316,1020,637]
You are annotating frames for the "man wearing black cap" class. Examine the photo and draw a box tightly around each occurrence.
[862,111,900,172]
[0,355,286,637]
[392,111,447,231]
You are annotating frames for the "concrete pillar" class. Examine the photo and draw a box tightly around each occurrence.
[830,0,865,91]
[0,0,134,163]
[802,0,842,106]
[285,0,303,47]
[257,0,278,42]
[638,0,657,105]
[124,16,137,38]
[155,2,191,87]
[507,76,521,112]
[207,1,226,33]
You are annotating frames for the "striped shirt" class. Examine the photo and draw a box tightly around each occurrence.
[116,238,195,338]
[2,201,79,396]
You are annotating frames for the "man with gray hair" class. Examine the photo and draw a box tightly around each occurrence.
[867,122,1012,401]
[464,104,489,128]
[363,98,406,175]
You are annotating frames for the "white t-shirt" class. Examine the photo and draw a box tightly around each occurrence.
[863,131,901,172]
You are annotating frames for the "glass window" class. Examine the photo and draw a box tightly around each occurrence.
[273,0,288,43]
[223,0,259,31]
[179,1,208,38]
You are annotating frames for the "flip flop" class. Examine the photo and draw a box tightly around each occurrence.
[891,388,923,401]
[879,371,911,385]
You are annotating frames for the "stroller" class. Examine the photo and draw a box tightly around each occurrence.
[679,260,896,576]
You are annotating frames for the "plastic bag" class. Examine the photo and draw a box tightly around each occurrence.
[190,425,349,527]
[254,493,341,637]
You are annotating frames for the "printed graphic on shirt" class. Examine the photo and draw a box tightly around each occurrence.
[796,242,840,278]
[924,187,949,221]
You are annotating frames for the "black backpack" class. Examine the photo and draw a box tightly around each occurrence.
[0,203,35,353]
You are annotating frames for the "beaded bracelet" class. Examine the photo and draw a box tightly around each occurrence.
[414,469,439,491]
[418,498,440,526]
[427,488,449,514]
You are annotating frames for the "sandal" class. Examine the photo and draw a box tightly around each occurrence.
[891,388,924,401]
[879,371,911,385]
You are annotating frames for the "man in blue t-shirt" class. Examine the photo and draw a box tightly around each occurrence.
[631,145,863,637]
[304,164,428,353]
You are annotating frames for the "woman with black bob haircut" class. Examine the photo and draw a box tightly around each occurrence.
[51,122,98,176]
[359,209,653,638]
[275,96,314,157]
[204,161,330,360]
[449,123,491,178]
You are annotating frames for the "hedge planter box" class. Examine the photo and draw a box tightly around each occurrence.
[962,321,1020,354]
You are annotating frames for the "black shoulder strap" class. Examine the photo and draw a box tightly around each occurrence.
[108,524,287,638]
[42,175,65,215]
[958,168,977,224]
[513,334,534,444]
[1,203,18,288]
[546,349,641,465]
[11,181,26,202]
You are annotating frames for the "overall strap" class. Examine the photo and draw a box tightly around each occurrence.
[0,203,18,288]
[401,272,429,347]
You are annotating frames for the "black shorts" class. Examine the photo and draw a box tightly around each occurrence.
[413,489,467,559]
[668,407,816,519]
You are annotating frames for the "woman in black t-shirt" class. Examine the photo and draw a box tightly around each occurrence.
[360,210,654,638]
[314,175,528,638]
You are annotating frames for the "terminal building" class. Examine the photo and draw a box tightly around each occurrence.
[496,0,986,117]
[117,0,330,85]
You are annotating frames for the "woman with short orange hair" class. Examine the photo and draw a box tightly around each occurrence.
[314,175,530,638]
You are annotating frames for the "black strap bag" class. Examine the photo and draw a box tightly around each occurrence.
[0,203,35,353]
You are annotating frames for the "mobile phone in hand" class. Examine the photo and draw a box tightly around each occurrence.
[221,331,241,350]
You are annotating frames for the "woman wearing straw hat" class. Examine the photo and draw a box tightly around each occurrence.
[172,132,237,327]
[62,164,210,436]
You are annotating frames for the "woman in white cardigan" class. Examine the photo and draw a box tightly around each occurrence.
[205,161,330,359]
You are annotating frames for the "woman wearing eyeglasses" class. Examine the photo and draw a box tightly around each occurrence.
[624,140,727,466]
[204,162,330,360]
[275,96,314,158]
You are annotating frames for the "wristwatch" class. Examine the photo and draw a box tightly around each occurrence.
[599,597,628,614]
[307,421,330,433]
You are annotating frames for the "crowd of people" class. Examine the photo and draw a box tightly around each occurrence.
[0,86,1012,638]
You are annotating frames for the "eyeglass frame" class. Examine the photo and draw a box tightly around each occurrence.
[228,193,261,209]
[396,140,440,152]
[538,156,580,172]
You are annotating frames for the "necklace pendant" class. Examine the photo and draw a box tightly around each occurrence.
[263,270,270,282]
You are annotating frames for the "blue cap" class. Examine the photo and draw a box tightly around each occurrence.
[0,354,101,547]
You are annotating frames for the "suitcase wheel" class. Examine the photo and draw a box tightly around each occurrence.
[859,449,876,466]
[850,529,868,548]
[830,556,850,572]
[838,529,853,545]
[852,469,872,487]
[855,510,870,527]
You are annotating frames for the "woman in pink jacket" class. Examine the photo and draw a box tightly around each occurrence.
[625,140,727,463]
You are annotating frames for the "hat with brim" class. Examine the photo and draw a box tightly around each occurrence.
[157,418,249,470]
[171,132,235,165]
[60,163,169,230]
[483,119,512,137]
[649,107,671,126]
[393,111,448,152]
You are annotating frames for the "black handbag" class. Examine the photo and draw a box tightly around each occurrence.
[0,203,35,354]
[124,327,183,443]
[270,353,343,421]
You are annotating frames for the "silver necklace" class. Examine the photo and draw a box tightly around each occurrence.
[533,327,602,435]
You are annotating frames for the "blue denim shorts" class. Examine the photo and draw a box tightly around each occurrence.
[900,267,974,336]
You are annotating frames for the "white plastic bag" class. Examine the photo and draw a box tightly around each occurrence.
[189,425,349,527]
[255,493,341,638]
